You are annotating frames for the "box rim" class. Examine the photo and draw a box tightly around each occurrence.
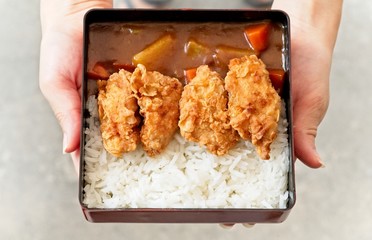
[79,8,295,223]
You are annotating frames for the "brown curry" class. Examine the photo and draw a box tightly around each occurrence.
[87,21,285,87]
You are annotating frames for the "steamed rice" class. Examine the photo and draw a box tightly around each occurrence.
[83,95,290,209]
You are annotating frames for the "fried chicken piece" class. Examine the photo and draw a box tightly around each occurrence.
[179,65,239,156]
[225,55,281,160]
[97,69,140,157]
[131,64,183,156]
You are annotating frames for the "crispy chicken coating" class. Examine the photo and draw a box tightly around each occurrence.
[97,69,141,157]
[131,64,183,156]
[179,65,239,156]
[225,55,281,160]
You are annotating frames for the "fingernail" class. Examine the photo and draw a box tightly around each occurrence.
[319,160,326,168]
[315,152,325,168]
[219,224,234,229]
[242,223,255,228]
[63,133,68,154]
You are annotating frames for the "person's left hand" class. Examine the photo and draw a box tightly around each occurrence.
[39,0,113,172]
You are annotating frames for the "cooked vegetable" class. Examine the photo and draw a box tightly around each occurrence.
[87,61,135,80]
[90,62,110,79]
[132,34,175,68]
[244,22,271,52]
[87,70,107,80]
[185,39,211,58]
[268,68,285,94]
[112,62,136,73]
[184,68,197,83]
[215,45,256,66]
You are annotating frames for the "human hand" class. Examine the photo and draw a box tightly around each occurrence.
[272,0,342,168]
[219,1,343,229]
[39,0,113,172]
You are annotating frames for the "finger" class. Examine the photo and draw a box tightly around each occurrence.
[219,224,234,229]
[40,80,81,154]
[219,223,256,229]
[70,149,80,175]
[242,223,255,228]
[39,32,82,154]
[293,97,327,168]
[293,126,324,168]
[39,85,81,156]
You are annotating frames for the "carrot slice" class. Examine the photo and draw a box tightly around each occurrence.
[86,62,111,80]
[268,68,285,94]
[244,22,271,52]
[87,61,136,80]
[184,68,197,84]
[112,62,136,73]
[87,71,106,80]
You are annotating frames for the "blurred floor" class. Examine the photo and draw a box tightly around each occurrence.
[0,0,371,239]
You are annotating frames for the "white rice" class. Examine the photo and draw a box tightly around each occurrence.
[83,95,290,209]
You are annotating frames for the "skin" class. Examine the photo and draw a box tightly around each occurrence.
[272,0,343,168]
[39,0,342,172]
[39,0,113,172]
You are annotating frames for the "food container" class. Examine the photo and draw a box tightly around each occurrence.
[79,9,295,223]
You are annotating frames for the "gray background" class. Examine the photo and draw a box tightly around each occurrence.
[1,0,371,239]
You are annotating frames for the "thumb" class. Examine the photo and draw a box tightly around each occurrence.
[39,32,82,154]
[293,98,327,168]
[293,126,324,168]
[70,148,81,175]
[41,82,81,154]
[61,104,81,154]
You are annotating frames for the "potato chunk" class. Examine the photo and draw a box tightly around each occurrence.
[132,34,175,69]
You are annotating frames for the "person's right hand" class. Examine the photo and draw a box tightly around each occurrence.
[39,0,113,172]
[272,0,342,168]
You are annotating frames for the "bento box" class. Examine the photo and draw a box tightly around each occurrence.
[79,9,295,223]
